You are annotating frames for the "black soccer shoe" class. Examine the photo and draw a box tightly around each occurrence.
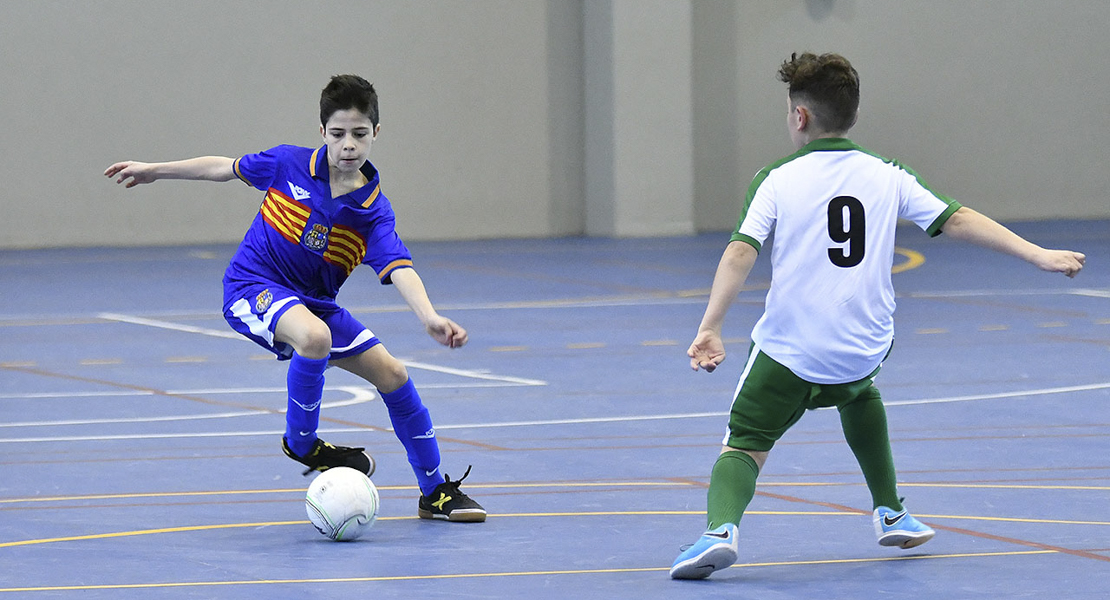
[418,466,487,522]
[282,437,375,477]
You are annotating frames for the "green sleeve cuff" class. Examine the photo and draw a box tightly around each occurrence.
[729,232,762,253]
[926,201,963,237]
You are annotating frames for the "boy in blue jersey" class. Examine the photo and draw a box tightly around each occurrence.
[670,53,1085,579]
[105,75,485,522]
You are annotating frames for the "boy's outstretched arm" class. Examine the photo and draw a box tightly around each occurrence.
[104,156,236,188]
[390,267,468,349]
[689,240,758,372]
[941,207,1085,278]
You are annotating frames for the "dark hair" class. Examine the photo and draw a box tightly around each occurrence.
[778,52,859,133]
[320,74,379,127]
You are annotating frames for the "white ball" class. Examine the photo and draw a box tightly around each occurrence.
[305,466,380,541]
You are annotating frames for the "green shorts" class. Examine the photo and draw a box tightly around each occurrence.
[723,343,885,452]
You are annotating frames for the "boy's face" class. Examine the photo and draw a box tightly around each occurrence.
[320,108,380,175]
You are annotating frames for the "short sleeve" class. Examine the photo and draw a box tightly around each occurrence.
[731,170,777,252]
[894,163,962,237]
[362,212,414,284]
[233,146,287,192]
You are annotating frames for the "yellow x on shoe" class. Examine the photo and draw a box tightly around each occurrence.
[417,466,486,522]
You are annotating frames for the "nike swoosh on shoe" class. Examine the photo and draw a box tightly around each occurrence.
[883,512,906,527]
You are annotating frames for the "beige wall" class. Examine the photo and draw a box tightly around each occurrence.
[0,0,584,247]
[1,1,1107,249]
[717,1,1110,226]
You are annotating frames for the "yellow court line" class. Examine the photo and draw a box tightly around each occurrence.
[4,479,1108,506]
[891,247,925,274]
[5,508,1107,551]
[919,514,1110,526]
[0,511,849,549]
[78,358,124,366]
[0,481,705,505]
[0,520,310,548]
[0,549,1057,593]
[0,488,309,504]
[901,482,1110,491]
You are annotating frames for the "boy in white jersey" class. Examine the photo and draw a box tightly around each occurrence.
[670,52,1085,580]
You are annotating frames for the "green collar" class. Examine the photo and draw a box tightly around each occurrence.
[799,137,859,153]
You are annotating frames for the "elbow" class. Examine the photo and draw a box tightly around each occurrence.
[940,206,973,237]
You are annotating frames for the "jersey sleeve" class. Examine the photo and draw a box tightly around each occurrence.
[730,169,777,252]
[363,212,414,285]
[894,160,962,237]
[232,145,287,192]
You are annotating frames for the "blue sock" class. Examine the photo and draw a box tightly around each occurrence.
[380,378,443,496]
[284,353,328,456]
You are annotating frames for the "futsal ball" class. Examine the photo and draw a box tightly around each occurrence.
[305,466,380,541]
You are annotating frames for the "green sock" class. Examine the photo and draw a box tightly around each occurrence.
[706,451,760,529]
[839,388,903,511]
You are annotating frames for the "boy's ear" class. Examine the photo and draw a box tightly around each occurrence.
[373,123,381,140]
[794,105,810,132]
[320,124,326,139]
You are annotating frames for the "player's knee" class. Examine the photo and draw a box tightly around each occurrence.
[721,446,769,471]
[376,356,409,392]
[297,322,333,359]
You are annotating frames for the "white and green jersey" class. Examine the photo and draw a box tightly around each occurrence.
[733,138,961,384]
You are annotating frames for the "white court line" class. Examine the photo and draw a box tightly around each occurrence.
[0,387,378,428]
[904,288,1110,299]
[882,382,1110,407]
[0,381,534,402]
[1,381,1106,443]
[400,360,545,386]
[1072,289,1110,299]
[0,382,544,428]
[3,287,1104,324]
[98,313,243,339]
[95,312,547,387]
[42,295,706,322]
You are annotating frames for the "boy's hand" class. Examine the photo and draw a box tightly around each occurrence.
[426,315,468,348]
[1034,249,1085,278]
[104,161,157,188]
[688,330,726,372]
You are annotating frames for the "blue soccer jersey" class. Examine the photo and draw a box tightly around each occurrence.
[224,144,413,306]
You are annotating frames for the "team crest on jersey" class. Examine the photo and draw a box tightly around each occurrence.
[255,289,273,313]
[302,224,329,250]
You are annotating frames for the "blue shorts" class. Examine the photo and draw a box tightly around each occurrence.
[223,280,380,361]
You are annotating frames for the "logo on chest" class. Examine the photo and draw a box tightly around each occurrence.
[288,181,311,201]
[302,223,330,251]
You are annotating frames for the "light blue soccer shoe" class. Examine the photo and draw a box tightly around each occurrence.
[669,523,739,580]
[873,506,935,549]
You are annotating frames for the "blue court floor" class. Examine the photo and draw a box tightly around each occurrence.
[1,220,1108,598]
